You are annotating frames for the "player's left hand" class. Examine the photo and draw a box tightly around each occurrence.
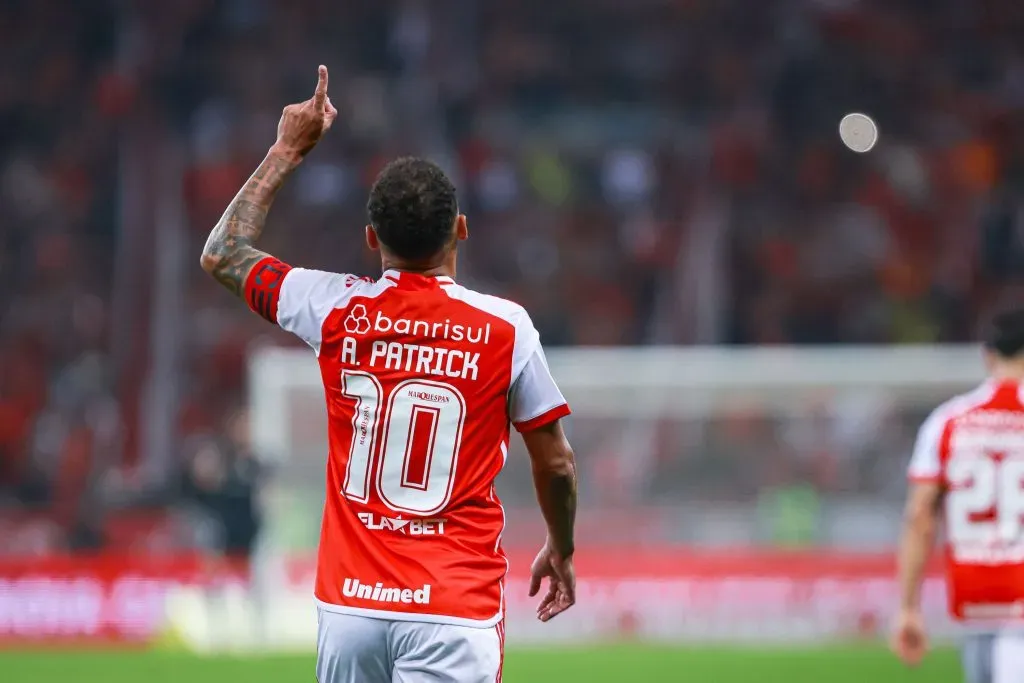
[890,608,928,666]
[272,64,339,160]
[529,542,576,622]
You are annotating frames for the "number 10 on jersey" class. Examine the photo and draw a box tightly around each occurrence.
[340,370,466,516]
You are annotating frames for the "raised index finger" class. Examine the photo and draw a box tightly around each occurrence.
[313,65,328,108]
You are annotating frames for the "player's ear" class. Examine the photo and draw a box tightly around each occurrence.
[365,225,380,251]
[455,214,468,242]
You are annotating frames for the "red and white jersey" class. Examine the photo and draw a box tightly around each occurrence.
[908,380,1024,622]
[244,259,569,627]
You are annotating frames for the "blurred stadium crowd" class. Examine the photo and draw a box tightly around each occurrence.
[2,0,1024,554]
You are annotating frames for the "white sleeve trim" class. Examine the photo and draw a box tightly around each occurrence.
[907,384,997,482]
[908,410,945,481]
[509,345,566,425]
[278,269,365,354]
[510,309,540,386]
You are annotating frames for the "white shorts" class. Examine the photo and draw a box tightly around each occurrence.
[962,632,1024,683]
[316,607,504,683]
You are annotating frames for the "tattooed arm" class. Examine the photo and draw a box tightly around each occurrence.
[200,150,299,295]
[200,65,338,296]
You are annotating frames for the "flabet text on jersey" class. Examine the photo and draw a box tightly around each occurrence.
[358,512,448,535]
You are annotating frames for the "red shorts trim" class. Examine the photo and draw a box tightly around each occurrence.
[494,620,505,682]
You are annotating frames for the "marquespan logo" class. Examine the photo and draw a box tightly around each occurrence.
[345,304,371,335]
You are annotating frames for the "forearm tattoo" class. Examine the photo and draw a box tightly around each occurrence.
[202,152,297,296]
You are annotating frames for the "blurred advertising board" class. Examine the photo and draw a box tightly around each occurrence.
[0,555,206,646]
[0,550,951,649]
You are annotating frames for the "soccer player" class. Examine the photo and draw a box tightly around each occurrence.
[200,66,578,682]
[893,309,1024,683]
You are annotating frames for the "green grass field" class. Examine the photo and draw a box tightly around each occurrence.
[0,645,961,683]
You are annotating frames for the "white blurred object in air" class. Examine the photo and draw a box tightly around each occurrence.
[601,148,654,206]
[838,113,879,153]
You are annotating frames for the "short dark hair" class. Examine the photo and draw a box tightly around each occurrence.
[984,309,1024,358]
[367,157,458,262]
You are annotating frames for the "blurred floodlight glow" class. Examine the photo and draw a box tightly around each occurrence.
[839,113,879,153]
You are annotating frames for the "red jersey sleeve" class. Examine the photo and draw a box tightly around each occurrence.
[244,257,293,324]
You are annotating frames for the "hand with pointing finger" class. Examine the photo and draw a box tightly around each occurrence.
[272,65,338,161]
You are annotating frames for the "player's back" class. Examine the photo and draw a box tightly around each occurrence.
[206,127,577,681]
[265,266,568,626]
[909,379,1024,621]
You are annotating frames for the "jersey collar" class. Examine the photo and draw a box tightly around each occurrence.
[382,269,455,285]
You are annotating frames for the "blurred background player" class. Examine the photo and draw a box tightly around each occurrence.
[199,66,578,683]
[894,309,1024,683]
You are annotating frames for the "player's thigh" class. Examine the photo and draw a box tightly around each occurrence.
[961,633,995,683]
[992,632,1024,683]
[316,608,391,683]
[391,620,503,683]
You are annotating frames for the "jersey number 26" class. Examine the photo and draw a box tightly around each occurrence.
[947,449,1024,545]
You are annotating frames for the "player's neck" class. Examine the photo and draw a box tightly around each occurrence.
[384,265,455,279]
[989,362,1024,383]
[380,254,456,280]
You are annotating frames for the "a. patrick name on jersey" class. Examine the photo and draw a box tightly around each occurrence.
[364,340,480,381]
[338,307,489,382]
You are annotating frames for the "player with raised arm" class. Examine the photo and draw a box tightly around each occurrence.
[893,309,1024,683]
[200,66,578,682]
